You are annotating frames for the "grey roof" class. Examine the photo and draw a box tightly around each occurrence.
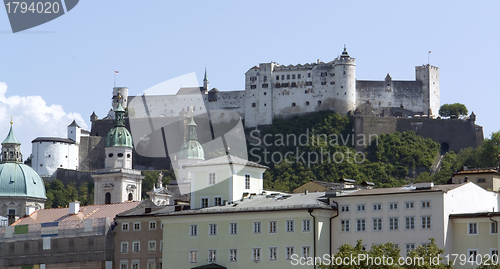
[31,137,76,144]
[176,87,205,95]
[68,120,80,128]
[157,192,333,217]
[186,154,268,169]
[116,199,176,217]
[332,182,468,198]
[449,211,500,219]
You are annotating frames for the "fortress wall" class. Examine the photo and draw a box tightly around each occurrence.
[354,116,483,153]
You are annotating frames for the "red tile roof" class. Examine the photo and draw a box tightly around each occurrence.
[12,201,141,225]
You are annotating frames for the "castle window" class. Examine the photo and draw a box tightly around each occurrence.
[282,83,289,88]
[345,92,346,95]
[321,82,326,85]
[281,75,285,80]
[264,103,267,106]
[291,82,297,88]
[275,83,281,88]
[287,74,290,80]
[250,85,256,89]
[306,81,312,86]
[298,74,301,79]
[109,153,114,158]
[250,76,257,82]
[341,86,343,89]
[343,71,346,75]
[262,84,268,88]
[263,76,267,82]
[308,73,311,78]
[305,101,310,106]
[276,75,279,80]
[292,74,296,79]
[264,92,267,95]
[252,103,256,108]
[127,154,131,158]
[330,81,335,85]
[318,100,322,105]
[292,103,296,107]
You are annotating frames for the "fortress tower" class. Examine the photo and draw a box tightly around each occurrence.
[416,65,440,116]
[112,87,129,110]
[333,45,356,113]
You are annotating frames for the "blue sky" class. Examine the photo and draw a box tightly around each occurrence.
[0,0,498,155]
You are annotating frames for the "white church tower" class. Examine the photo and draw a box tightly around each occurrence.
[92,92,143,204]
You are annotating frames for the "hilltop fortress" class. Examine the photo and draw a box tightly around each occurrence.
[125,46,440,128]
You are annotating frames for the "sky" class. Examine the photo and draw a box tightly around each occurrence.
[0,0,498,156]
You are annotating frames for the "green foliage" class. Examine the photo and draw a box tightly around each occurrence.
[438,103,468,117]
[44,179,94,208]
[320,238,450,269]
[248,111,440,192]
[141,170,175,198]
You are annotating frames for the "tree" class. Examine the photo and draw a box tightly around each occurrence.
[438,103,468,117]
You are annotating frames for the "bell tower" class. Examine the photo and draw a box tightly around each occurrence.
[1,117,22,163]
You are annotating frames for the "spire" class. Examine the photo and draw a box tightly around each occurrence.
[187,117,197,140]
[203,68,209,91]
[341,44,350,58]
[114,91,126,127]
[2,119,20,145]
[203,67,208,82]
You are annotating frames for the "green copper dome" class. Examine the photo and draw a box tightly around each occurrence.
[2,125,20,144]
[178,117,204,160]
[0,163,46,199]
[106,102,133,148]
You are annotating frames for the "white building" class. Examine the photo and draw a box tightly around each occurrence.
[31,120,88,177]
[329,182,497,257]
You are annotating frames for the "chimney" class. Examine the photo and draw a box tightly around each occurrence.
[26,206,36,216]
[305,190,309,195]
[69,201,80,215]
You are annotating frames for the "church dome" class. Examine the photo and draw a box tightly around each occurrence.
[178,140,204,160]
[106,127,133,148]
[0,160,46,199]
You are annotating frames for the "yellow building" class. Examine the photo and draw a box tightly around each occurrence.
[159,192,336,268]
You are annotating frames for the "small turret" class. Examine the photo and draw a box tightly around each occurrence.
[203,68,209,91]
[1,118,22,163]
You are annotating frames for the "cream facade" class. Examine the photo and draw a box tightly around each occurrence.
[160,192,335,269]
[329,182,498,257]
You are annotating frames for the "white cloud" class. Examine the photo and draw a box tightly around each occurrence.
[0,82,88,157]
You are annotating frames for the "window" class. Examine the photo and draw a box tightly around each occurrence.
[281,75,285,80]
[291,102,296,107]
[245,174,251,189]
[208,249,217,262]
[120,262,128,269]
[147,261,155,269]
[269,221,277,233]
[468,223,478,235]
[160,240,162,251]
[276,75,279,80]
[282,83,289,88]
[373,218,382,231]
[190,224,198,236]
[405,244,415,254]
[286,220,294,233]
[287,74,290,80]
[341,205,349,212]
[189,250,197,263]
[307,73,311,78]
[133,222,141,231]
[122,223,129,231]
[230,223,238,235]
[252,103,256,107]
[321,81,327,85]
[209,223,217,236]
[389,218,399,230]
[262,84,268,88]
[148,241,156,252]
[302,219,311,232]
[491,249,498,263]
[201,198,209,208]
[208,173,216,185]
[478,178,486,183]
[250,76,257,82]
[286,247,295,260]
[341,220,350,232]
[389,203,398,210]
[421,216,432,229]
[229,249,238,262]
[7,208,16,216]
[292,74,296,79]
[132,241,140,253]
[405,217,415,230]
[405,202,414,209]
[269,247,278,261]
[492,222,498,234]
[468,249,478,263]
[298,74,301,79]
[121,242,128,253]
[253,221,261,234]
[214,196,222,206]
[421,201,431,208]
[373,204,382,211]
[302,246,311,258]
[253,248,261,261]
[149,221,156,230]
[306,81,313,86]
[131,261,139,269]
[250,85,256,89]
[357,204,366,211]
[356,219,366,231]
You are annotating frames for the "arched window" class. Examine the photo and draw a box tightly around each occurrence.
[105,192,111,204]
[128,193,133,201]
[318,100,322,105]
[305,101,310,106]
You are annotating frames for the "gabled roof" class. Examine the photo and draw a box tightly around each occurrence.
[185,154,268,169]
[192,263,227,269]
[68,120,80,128]
[176,87,205,95]
[13,201,141,225]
